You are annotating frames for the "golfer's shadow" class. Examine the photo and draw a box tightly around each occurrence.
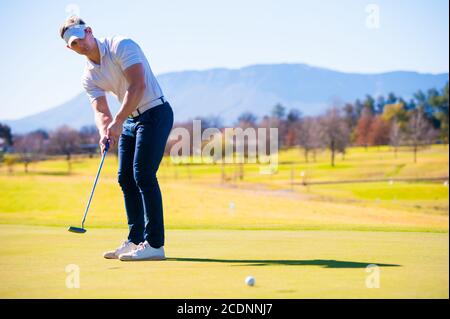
[166,257,400,268]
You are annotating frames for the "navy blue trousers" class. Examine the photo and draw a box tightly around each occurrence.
[117,102,174,248]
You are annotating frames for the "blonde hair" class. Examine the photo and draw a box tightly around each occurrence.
[59,15,86,39]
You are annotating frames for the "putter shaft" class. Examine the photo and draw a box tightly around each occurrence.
[80,146,108,228]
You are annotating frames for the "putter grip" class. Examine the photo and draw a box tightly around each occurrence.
[104,140,110,153]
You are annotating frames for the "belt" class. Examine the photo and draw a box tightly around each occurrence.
[128,96,167,118]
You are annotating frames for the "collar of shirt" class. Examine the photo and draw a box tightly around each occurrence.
[86,38,106,70]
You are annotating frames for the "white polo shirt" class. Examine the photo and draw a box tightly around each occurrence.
[82,36,164,109]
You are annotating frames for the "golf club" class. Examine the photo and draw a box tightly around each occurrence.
[68,139,110,234]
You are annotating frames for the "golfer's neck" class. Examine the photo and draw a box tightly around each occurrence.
[87,38,101,65]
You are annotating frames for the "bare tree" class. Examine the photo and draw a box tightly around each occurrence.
[79,125,100,158]
[298,117,322,163]
[406,109,437,163]
[319,107,350,167]
[389,118,402,158]
[48,126,81,173]
[13,131,47,173]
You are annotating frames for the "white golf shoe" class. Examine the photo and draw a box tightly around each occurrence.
[103,240,138,259]
[119,241,166,261]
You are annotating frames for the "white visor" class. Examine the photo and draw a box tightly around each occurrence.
[63,24,87,46]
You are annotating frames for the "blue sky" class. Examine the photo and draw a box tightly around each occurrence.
[0,0,448,120]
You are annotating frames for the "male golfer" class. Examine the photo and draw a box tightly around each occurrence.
[60,16,174,261]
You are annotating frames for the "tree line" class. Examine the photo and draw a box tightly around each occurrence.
[0,82,448,171]
[0,125,102,173]
[169,83,448,166]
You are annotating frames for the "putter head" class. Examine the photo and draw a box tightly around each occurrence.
[68,226,86,234]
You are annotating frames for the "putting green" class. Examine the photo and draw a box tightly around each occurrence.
[0,225,447,298]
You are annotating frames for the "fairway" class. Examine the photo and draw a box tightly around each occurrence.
[0,225,447,298]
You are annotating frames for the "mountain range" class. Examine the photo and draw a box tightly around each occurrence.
[2,63,448,134]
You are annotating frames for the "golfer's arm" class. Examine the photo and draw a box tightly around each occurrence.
[91,96,113,137]
[114,63,147,122]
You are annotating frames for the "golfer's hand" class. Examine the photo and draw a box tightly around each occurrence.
[106,119,123,149]
[99,135,110,154]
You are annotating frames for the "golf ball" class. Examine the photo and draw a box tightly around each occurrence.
[245,276,255,286]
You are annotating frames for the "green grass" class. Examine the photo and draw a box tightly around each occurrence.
[308,182,448,207]
[0,145,448,298]
[0,225,447,298]
[0,145,448,232]
[335,183,447,201]
[0,176,447,232]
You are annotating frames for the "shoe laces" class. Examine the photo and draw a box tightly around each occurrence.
[136,241,150,251]
[116,240,132,252]
[120,240,131,248]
